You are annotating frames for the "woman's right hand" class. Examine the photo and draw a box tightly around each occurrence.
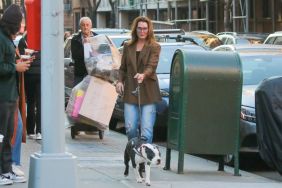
[116,82,124,95]
[16,60,31,72]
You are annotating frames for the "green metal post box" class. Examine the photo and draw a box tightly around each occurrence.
[165,50,242,176]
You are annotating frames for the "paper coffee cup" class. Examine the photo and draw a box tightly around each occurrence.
[0,134,4,142]
[20,55,31,60]
[25,48,35,54]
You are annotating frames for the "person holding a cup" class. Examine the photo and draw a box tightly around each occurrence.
[18,32,42,140]
[0,4,29,185]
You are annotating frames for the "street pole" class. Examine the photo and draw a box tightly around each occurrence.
[145,0,147,16]
[188,0,191,31]
[140,0,143,16]
[28,0,78,188]
[232,0,236,32]
[157,1,159,21]
[246,0,249,32]
[205,1,209,31]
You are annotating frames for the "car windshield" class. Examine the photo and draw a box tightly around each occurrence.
[109,36,130,47]
[236,38,250,44]
[156,44,202,74]
[240,53,282,85]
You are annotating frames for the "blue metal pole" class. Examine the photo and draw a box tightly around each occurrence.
[28,0,77,187]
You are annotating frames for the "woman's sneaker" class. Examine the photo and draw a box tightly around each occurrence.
[27,134,36,139]
[3,172,26,183]
[12,165,25,176]
[36,133,42,140]
[0,174,13,185]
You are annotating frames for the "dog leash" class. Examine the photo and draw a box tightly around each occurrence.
[132,82,142,139]
[133,147,144,158]
[137,83,141,129]
[133,147,151,165]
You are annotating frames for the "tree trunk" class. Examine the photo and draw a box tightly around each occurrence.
[87,0,101,28]
[224,0,232,31]
[108,0,115,28]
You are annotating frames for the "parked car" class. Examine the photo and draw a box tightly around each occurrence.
[110,42,206,140]
[212,44,282,158]
[153,29,185,35]
[217,32,267,45]
[155,30,222,50]
[185,31,222,49]
[93,29,131,47]
[154,29,186,43]
[107,34,130,47]
[263,31,282,45]
[91,28,130,35]
[64,36,74,100]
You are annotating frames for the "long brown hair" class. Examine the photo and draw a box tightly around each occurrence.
[128,16,155,46]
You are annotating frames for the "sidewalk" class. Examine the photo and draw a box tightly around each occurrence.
[11,128,281,188]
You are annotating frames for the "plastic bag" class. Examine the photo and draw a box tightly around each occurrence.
[65,76,91,120]
[84,35,121,83]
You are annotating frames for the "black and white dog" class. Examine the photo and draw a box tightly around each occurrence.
[124,137,161,186]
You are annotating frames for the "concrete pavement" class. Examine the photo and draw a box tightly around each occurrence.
[10,128,282,188]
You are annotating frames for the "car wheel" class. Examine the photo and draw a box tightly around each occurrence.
[109,118,118,130]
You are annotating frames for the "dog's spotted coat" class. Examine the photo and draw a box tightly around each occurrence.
[124,137,161,186]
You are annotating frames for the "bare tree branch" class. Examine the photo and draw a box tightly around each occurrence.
[87,0,102,28]
[108,0,116,28]
[224,0,232,31]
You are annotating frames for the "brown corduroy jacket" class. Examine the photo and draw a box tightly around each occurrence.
[118,41,161,105]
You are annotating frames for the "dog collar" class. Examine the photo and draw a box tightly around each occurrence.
[133,148,147,161]
[133,148,152,166]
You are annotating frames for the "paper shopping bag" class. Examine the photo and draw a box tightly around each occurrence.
[79,76,118,129]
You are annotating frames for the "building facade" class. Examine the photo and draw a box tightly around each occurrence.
[66,0,282,34]
[1,1,280,34]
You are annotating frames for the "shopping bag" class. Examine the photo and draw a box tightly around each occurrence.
[79,76,118,130]
[65,76,91,119]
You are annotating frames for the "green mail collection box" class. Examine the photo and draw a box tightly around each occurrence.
[165,50,242,176]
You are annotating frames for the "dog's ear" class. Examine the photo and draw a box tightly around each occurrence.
[141,144,146,149]
[155,145,161,157]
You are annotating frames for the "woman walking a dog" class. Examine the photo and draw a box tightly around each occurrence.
[116,16,161,143]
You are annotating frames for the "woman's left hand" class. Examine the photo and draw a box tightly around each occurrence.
[134,73,145,83]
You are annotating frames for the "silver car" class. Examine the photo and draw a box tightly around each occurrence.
[213,44,282,157]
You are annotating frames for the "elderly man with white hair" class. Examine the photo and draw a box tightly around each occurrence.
[71,17,97,85]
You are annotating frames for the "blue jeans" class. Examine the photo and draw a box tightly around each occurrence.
[0,101,16,173]
[124,103,157,143]
[12,110,23,166]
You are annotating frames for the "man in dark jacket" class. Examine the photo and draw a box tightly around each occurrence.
[18,33,42,140]
[70,17,97,135]
[71,16,97,85]
[0,4,29,185]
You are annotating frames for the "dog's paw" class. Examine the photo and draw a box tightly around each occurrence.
[145,182,151,186]
[136,179,142,183]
